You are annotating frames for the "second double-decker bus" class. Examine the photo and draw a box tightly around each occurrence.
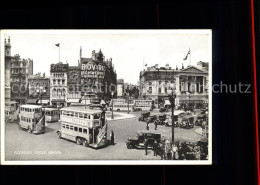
[133,100,154,111]
[57,107,108,148]
[18,105,45,134]
[111,103,135,112]
[44,108,60,122]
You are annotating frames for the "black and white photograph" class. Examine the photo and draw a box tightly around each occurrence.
[1,30,212,165]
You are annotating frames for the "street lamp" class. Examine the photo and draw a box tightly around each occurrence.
[84,92,87,109]
[127,92,130,114]
[168,89,176,144]
[111,91,114,119]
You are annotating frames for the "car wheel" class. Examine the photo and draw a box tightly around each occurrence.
[76,137,83,145]
[82,139,89,147]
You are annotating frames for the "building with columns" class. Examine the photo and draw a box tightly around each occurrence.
[5,36,12,102]
[139,63,208,108]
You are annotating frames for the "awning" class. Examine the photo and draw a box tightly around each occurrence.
[164,100,171,105]
[27,99,38,104]
[67,99,80,103]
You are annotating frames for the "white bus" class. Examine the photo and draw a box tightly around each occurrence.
[133,100,154,111]
[111,99,126,104]
[44,108,59,123]
[111,103,135,112]
[57,107,107,148]
[18,105,45,134]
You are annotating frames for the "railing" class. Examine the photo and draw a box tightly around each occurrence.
[97,122,107,144]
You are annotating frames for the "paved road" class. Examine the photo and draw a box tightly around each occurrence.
[5,110,203,161]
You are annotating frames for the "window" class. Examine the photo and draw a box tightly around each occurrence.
[158,88,161,93]
[93,114,100,119]
[74,127,78,132]
[79,128,82,133]
[70,126,73,130]
[62,124,65,128]
[84,114,90,119]
[83,129,87,134]
[75,113,79,117]
[63,111,67,115]
[66,125,69,129]
[79,113,84,118]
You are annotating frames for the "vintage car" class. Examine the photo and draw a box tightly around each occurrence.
[154,114,167,125]
[159,107,168,112]
[138,112,151,121]
[126,130,161,149]
[145,115,158,123]
[180,116,195,129]
[164,115,179,127]
[195,114,207,126]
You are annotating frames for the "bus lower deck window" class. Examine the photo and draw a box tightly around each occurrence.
[83,129,87,134]
[74,127,78,131]
[79,128,82,133]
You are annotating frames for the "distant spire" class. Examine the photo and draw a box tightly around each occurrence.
[182,63,184,69]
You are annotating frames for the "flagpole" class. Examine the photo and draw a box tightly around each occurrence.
[189,48,191,66]
[59,44,60,63]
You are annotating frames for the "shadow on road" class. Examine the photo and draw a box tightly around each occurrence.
[44,127,55,134]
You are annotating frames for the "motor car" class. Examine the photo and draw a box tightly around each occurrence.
[138,112,150,121]
[145,115,157,123]
[159,107,168,112]
[180,117,194,129]
[126,130,161,149]
[164,115,179,127]
[154,114,167,125]
[195,114,207,126]
[133,107,142,111]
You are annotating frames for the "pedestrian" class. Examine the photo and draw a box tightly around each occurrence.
[153,141,158,156]
[165,139,172,160]
[110,130,115,145]
[172,144,178,160]
[144,138,148,155]
[146,122,149,130]
[154,121,158,130]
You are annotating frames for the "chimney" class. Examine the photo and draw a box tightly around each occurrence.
[8,36,10,43]
[182,63,184,69]
[176,65,178,70]
[43,72,45,78]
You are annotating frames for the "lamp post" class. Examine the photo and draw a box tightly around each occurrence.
[111,91,114,119]
[84,92,87,109]
[127,92,130,114]
[36,86,46,113]
[168,89,176,144]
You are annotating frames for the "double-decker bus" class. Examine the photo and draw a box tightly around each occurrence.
[111,103,135,112]
[44,108,59,122]
[133,100,154,111]
[18,105,45,134]
[57,107,107,148]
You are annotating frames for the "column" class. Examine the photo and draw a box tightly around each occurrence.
[202,76,205,93]
[176,75,180,95]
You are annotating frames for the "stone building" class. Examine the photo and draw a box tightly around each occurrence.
[27,72,50,105]
[50,62,69,107]
[80,49,117,101]
[10,53,33,104]
[117,79,124,98]
[67,65,81,105]
[139,63,208,108]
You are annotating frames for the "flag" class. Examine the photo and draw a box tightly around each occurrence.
[55,43,60,47]
[183,49,190,60]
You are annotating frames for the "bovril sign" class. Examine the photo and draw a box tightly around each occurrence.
[81,62,105,79]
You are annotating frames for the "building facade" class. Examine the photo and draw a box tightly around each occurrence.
[117,79,124,98]
[80,49,117,101]
[27,72,50,105]
[5,37,12,102]
[10,54,33,104]
[67,66,81,105]
[139,63,208,108]
[50,62,68,107]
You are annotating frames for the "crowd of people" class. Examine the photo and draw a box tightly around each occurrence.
[145,138,208,160]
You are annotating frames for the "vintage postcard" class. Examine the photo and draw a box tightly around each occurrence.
[1,30,212,165]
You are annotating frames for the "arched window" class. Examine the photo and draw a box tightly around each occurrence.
[53,88,57,96]
[165,87,167,94]
[158,88,161,93]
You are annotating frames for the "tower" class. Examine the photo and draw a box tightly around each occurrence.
[5,36,12,102]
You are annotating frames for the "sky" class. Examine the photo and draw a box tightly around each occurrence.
[4,30,211,84]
